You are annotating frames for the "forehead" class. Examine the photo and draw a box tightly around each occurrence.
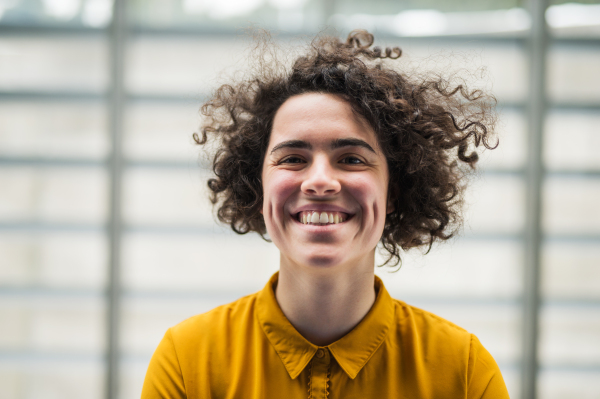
[270,93,379,148]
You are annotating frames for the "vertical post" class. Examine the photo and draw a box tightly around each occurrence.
[107,0,126,398]
[322,0,337,29]
[522,0,548,397]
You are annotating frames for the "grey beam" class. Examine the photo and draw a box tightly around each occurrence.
[107,0,127,398]
[522,0,548,397]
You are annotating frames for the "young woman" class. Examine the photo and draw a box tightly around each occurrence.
[141,30,508,398]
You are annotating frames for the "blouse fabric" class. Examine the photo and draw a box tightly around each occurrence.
[141,272,509,399]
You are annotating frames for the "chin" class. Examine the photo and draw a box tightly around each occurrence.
[291,246,352,269]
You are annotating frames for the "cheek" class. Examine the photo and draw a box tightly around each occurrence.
[347,175,389,210]
[262,171,299,214]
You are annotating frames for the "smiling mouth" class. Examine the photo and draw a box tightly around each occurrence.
[296,211,351,225]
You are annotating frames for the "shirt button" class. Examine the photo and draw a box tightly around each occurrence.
[316,349,325,358]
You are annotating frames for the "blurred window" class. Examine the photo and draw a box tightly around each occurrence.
[0,1,598,398]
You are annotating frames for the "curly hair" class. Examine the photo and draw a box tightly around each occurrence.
[194,30,497,267]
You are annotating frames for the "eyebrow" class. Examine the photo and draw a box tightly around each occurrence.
[270,138,376,154]
[270,140,311,154]
[331,138,376,154]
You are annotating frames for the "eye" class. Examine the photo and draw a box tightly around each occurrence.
[340,156,364,165]
[280,156,305,164]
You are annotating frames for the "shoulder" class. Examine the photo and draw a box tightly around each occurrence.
[393,299,472,346]
[169,292,259,346]
[390,299,509,398]
[389,299,473,370]
[143,292,265,398]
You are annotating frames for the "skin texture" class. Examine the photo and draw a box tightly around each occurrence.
[261,93,391,345]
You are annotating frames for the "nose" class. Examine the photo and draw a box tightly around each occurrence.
[301,156,341,196]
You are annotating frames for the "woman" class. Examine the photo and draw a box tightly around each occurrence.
[142,30,508,398]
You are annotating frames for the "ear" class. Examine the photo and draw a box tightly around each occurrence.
[386,187,397,214]
[386,199,395,214]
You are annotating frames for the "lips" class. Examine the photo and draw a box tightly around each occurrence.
[296,211,350,225]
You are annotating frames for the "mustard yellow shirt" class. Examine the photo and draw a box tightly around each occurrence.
[142,273,509,399]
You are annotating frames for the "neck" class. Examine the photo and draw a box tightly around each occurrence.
[275,255,377,346]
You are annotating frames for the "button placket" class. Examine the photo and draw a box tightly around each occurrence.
[309,348,330,399]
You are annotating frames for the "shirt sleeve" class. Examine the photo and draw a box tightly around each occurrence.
[466,334,510,399]
[141,329,187,399]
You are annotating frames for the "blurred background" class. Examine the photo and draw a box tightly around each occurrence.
[0,0,599,398]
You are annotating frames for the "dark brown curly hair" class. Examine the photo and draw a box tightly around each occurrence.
[194,30,497,267]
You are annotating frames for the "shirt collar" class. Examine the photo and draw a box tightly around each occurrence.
[255,272,395,380]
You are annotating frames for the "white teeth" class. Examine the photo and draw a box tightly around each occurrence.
[310,212,320,224]
[300,211,347,225]
[319,212,328,223]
